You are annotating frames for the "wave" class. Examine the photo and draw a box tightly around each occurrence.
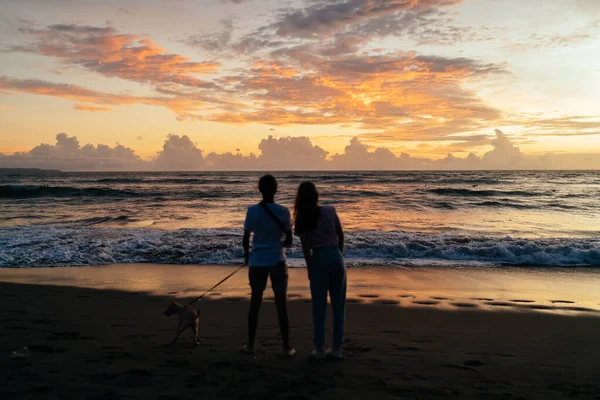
[426,188,543,197]
[0,185,141,198]
[88,178,248,185]
[73,216,131,225]
[0,185,240,199]
[92,178,144,184]
[1,227,598,268]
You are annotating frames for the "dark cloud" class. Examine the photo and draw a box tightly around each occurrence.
[271,0,462,39]
[183,19,234,53]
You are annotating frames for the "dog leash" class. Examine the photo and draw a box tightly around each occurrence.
[187,264,246,306]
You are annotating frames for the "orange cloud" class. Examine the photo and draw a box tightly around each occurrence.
[73,104,112,112]
[4,21,508,145]
[209,52,504,139]
[15,24,220,87]
[0,76,202,116]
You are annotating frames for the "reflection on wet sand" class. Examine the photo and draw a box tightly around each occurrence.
[1,263,599,315]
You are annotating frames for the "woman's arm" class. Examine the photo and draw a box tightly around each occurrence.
[332,207,344,254]
[336,224,344,254]
[243,229,251,266]
[300,239,313,277]
[283,229,293,248]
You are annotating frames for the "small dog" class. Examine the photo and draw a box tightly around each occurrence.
[163,299,202,345]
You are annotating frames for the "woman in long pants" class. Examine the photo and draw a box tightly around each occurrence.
[294,181,346,359]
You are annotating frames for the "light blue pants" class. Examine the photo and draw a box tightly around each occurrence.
[309,245,346,350]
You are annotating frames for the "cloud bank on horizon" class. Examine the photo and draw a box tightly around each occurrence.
[0,0,599,169]
[2,131,598,171]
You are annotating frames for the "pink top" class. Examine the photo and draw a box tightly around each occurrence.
[295,205,342,249]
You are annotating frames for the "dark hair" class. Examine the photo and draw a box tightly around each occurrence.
[294,181,320,234]
[258,174,277,196]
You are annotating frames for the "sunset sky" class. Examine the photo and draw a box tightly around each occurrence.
[1,0,599,170]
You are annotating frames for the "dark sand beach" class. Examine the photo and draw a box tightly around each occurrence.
[2,265,600,399]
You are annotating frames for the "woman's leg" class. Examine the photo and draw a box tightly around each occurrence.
[329,250,346,350]
[309,254,329,350]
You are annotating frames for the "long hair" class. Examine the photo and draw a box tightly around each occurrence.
[294,181,320,234]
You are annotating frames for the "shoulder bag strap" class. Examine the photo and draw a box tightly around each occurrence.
[259,201,287,232]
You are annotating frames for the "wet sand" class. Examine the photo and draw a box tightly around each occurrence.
[1,265,600,399]
[1,264,599,314]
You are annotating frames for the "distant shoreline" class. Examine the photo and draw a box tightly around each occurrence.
[0,167,62,174]
[1,168,599,173]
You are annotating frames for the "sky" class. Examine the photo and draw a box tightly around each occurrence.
[0,0,599,170]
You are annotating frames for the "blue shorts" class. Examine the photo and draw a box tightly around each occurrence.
[249,262,288,295]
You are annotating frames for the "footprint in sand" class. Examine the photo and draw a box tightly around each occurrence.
[561,306,597,312]
[160,359,191,368]
[224,296,244,301]
[156,395,180,400]
[35,318,56,325]
[451,302,478,308]
[398,294,415,298]
[125,333,154,339]
[375,299,400,305]
[431,297,452,301]
[119,369,156,387]
[397,346,424,352]
[484,301,513,307]
[358,294,380,299]
[346,298,364,303]
[496,353,516,358]
[472,298,494,301]
[412,300,440,306]
[509,299,535,303]
[100,345,122,350]
[5,326,27,331]
[527,304,554,310]
[382,329,404,334]
[550,300,575,304]
[50,331,80,338]
[464,359,484,367]
[80,372,120,382]
[28,345,67,354]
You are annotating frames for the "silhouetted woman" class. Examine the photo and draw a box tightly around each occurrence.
[294,181,346,359]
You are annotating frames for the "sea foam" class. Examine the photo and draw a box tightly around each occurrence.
[1,226,598,268]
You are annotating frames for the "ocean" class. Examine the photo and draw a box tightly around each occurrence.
[1,170,599,268]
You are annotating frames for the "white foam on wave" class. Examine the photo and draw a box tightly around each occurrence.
[1,226,599,268]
